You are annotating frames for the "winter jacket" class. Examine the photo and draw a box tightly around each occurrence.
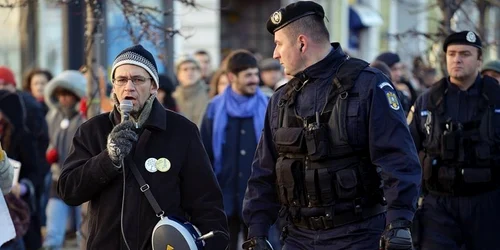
[44,70,87,198]
[57,99,229,250]
[172,80,209,127]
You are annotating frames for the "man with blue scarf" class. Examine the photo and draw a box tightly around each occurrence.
[200,49,269,250]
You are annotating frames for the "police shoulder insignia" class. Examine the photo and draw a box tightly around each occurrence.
[385,91,400,111]
[378,82,394,90]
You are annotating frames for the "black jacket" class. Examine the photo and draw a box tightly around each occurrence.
[57,99,228,250]
[18,91,50,175]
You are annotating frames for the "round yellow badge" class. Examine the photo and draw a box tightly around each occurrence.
[155,158,171,172]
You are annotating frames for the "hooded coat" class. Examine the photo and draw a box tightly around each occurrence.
[44,70,87,198]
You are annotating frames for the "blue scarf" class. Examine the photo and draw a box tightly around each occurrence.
[211,86,269,175]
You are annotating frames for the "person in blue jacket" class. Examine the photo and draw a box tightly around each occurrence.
[200,50,269,250]
[241,1,421,249]
[408,31,500,250]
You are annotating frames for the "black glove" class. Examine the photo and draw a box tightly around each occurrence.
[106,121,137,166]
[242,237,274,250]
[380,219,413,250]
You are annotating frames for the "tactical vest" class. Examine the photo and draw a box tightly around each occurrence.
[274,58,385,219]
[420,77,500,196]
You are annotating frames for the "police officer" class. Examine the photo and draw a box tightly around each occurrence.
[242,1,421,249]
[408,31,500,249]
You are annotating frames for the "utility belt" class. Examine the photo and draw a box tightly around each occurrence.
[290,203,387,230]
[424,163,500,196]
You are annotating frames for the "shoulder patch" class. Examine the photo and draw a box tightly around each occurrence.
[378,82,394,90]
[385,91,400,111]
[420,110,429,116]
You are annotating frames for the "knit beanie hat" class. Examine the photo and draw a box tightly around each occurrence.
[111,44,159,88]
[0,66,16,87]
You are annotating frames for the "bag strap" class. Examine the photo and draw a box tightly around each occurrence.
[129,161,164,218]
[128,129,165,218]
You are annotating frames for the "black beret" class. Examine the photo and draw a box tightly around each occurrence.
[375,52,401,68]
[443,31,482,52]
[266,1,325,35]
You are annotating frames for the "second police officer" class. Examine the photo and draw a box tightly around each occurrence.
[408,31,500,249]
[242,1,422,249]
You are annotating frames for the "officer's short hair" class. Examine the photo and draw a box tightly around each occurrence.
[283,15,329,44]
[225,49,258,75]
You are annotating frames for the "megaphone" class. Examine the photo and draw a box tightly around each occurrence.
[152,216,206,250]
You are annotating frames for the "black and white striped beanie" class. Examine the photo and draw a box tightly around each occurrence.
[111,44,159,88]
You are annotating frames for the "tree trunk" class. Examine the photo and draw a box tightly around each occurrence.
[84,0,101,119]
[20,0,37,72]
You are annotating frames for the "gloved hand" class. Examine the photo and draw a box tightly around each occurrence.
[242,237,274,250]
[46,148,59,164]
[380,219,413,250]
[106,120,137,166]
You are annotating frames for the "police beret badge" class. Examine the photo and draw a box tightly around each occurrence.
[442,30,482,52]
[271,11,282,25]
[266,1,325,34]
[466,31,476,43]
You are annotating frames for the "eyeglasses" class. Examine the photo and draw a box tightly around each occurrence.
[112,76,152,86]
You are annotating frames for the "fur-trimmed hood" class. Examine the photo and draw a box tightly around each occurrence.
[44,70,86,110]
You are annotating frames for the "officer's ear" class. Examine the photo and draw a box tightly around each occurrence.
[298,35,307,53]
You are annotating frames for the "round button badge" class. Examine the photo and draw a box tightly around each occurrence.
[145,158,158,173]
[60,119,70,129]
[155,158,171,172]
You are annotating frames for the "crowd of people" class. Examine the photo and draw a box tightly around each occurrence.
[1,1,500,250]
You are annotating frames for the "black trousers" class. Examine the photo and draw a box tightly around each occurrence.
[420,187,500,250]
[282,213,385,250]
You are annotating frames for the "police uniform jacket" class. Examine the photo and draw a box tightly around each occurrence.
[409,74,499,150]
[57,99,228,250]
[408,74,500,194]
[242,43,422,238]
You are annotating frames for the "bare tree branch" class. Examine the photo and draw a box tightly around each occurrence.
[0,0,29,8]
[391,0,500,76]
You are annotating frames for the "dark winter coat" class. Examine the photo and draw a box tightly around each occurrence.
[57,99,228,250]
